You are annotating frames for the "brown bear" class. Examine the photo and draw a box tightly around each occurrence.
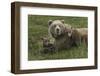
[68,28,88,46]
[48,20,72,51]
[76,28,88,46]
[41,37,55,53]
[48,20,88,51]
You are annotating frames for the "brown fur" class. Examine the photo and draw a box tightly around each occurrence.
[48,20,88,50]
[76,28,88,46]
[48,20,72,51]
[70,28,88,46]
[41,37,55,53]
[70,28,81,46]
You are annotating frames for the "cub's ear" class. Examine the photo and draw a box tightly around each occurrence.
[61,20,64,24]
[48,20,53,26]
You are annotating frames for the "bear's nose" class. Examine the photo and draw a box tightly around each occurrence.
[56,28,59,31]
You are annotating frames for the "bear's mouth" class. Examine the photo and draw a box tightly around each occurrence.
[55,31,61,36]
[55,28,61,35]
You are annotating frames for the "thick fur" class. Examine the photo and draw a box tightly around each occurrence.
[76,28,88,46]
[48,20,72,51]
[70,28,88,46]
[48,20,88,51]
[41,37,55,53]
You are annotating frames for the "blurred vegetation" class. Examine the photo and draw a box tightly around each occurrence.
[28,15,88,60]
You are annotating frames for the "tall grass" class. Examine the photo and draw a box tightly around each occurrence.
[28,15,88,60]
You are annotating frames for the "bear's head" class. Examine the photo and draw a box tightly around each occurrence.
[48,20,66,38]
[41,37,50,47]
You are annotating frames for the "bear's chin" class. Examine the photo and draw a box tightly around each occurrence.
[53,33,64,39]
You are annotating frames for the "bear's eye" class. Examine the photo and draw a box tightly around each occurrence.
[54,25,56,27]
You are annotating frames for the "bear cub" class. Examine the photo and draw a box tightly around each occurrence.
[41,37,55,54]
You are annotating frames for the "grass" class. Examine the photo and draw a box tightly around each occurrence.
[28,15,88,61]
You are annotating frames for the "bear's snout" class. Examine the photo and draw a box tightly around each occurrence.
[55,25,61,35]
[56,28,59,32]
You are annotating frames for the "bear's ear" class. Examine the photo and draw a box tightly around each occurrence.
[61,20,64,24]
[48,20,53,26]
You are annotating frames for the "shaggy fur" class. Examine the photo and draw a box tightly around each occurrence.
[48,20,88,51]
[41,37,55,53]
[48,20,72,51]
[69,28,88,46]
[76,28,88,46]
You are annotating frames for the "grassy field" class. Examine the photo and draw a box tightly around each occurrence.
[28,15,88,61]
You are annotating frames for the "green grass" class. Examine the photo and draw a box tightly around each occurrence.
[28,15,88,61]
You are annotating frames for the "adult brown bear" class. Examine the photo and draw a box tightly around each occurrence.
[48,20,88,51]
[48,20,72,51]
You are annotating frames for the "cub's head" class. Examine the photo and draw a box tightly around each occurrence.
[41,37,50,46]
[48,20,65,38]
